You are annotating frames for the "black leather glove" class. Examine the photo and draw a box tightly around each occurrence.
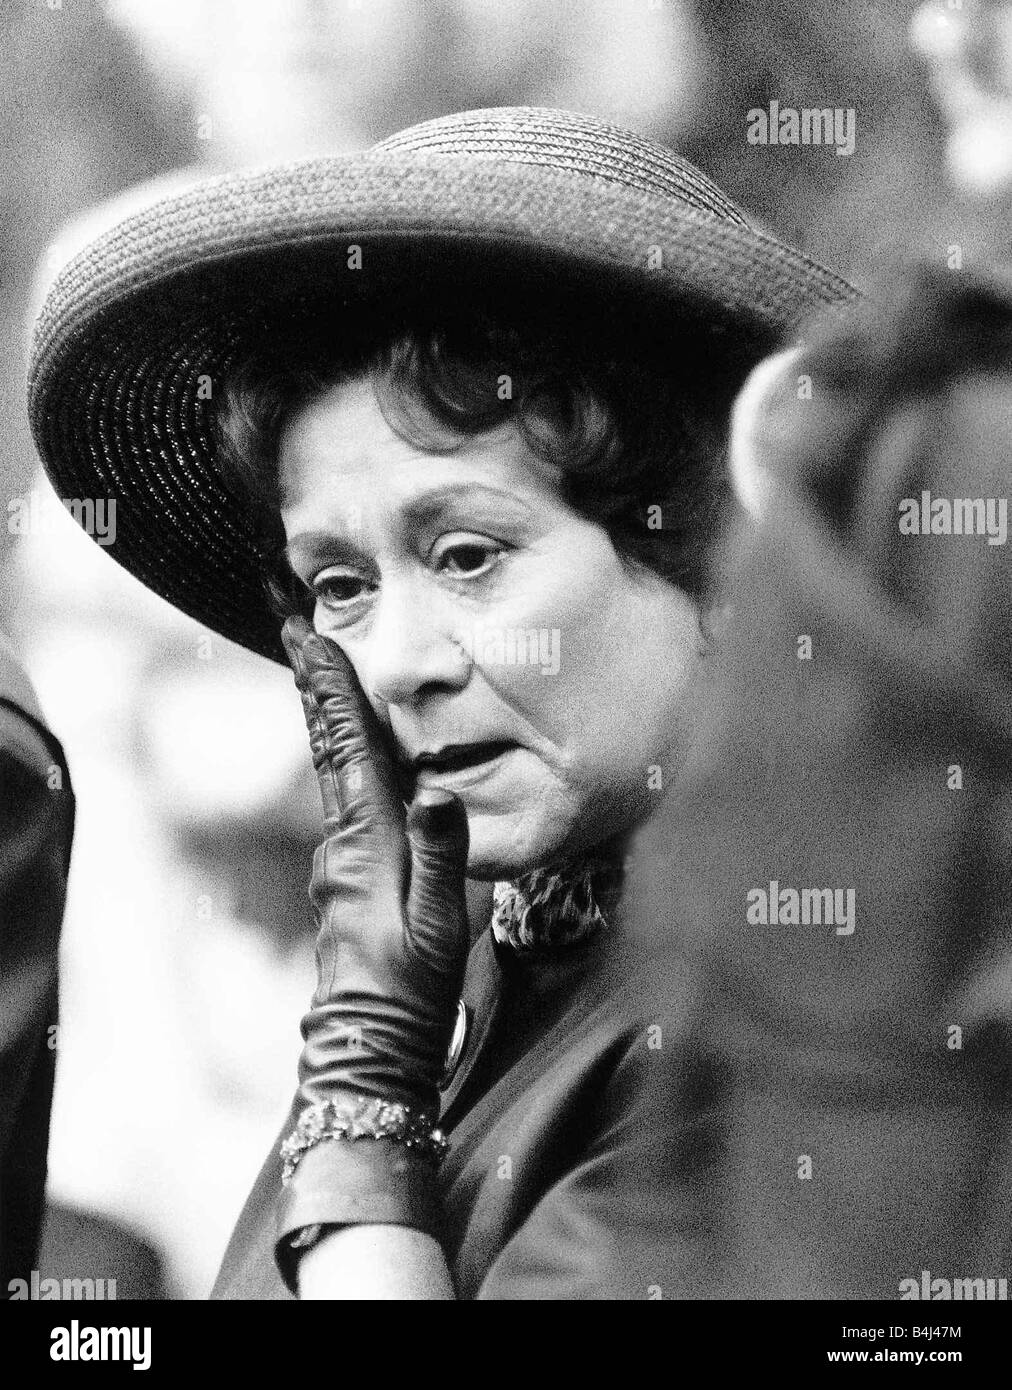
[274,615,471,1281]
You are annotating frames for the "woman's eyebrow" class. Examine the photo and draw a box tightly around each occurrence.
[284,530,371,575]
[401,484,536,529]
[285,485,538,572]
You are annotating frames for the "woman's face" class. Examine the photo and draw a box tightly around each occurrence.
[279,376,705,878]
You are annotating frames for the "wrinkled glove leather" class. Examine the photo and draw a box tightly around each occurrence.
[274,616,471,1286]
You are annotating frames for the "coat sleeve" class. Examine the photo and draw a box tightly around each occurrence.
[0,688,75,1288]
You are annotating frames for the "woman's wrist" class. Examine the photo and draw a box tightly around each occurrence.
[274,1109,447,1293]
[280,1093,448,1185]
[295,1225,456,1301]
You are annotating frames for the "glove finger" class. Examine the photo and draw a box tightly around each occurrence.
[405,789,471,986]
[283,615,349,829]
[296,625,405,834]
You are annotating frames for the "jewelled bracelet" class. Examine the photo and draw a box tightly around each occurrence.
[280,1096,449,1185]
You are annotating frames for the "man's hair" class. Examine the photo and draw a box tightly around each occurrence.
[762,264,1012,537]
[215,307,742,620]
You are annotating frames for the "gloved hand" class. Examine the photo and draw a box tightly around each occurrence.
[274,614,471,1277]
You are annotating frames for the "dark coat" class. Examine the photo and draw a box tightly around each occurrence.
[0,630,75,1289]
[210,919,695,1300]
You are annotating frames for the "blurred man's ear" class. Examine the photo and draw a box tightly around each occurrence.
[703,344,807,651]
[727,346,802,524]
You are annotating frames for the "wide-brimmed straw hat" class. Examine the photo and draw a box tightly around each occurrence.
[29,106,859,664]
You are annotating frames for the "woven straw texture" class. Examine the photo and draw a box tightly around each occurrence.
[29,107,859,664]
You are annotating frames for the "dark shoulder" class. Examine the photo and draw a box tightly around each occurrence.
[442,935,717,1298]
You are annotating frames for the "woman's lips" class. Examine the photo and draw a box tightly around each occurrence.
[409,741,518,789]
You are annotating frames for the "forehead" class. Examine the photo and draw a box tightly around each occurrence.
[277,376,564,528]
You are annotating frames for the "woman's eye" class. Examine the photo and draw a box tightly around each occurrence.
[310,541,503,611]
[435,540,503,577]
[312,571,370,607]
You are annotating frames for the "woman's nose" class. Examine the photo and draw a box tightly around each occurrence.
[361,578,470,706]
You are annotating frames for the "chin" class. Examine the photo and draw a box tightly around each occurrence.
[463,804,585,881]
[467,779,653,879]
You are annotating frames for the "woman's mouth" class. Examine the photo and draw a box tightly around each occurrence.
[402,740,518,790]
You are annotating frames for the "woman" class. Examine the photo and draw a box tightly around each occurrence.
[28,106,856,1298]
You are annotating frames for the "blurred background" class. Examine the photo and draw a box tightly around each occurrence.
[0,0,1003,1297]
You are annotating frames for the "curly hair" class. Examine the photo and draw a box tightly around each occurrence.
[214,304,742,623]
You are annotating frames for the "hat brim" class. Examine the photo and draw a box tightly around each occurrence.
[29,154,859,664]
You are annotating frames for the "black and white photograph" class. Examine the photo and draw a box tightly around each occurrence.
[1,0,1009,1353]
